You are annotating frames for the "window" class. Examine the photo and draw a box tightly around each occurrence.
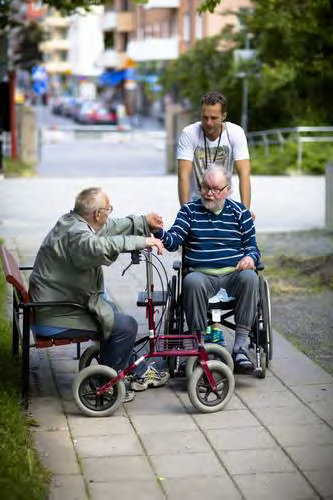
[195,14,203,40]
[183,13,190,43]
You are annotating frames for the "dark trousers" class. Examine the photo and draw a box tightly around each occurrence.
[182,270,259,333]
[53,312,138,372]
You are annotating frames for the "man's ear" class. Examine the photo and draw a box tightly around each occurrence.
[222,112,227,122]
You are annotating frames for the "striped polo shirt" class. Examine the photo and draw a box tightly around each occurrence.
[158,198,260,270]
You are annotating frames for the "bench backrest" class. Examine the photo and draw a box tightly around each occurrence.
[0,245,30,303]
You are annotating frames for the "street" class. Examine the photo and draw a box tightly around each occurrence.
[36,106,166,177]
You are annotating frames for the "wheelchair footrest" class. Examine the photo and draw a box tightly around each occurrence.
[156,335,198,352]
[137,290,168,307]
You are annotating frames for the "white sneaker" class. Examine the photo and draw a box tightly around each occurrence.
[130,364,170,392]
[123,390,135,403]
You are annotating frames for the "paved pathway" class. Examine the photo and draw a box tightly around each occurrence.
[0,177,332,500]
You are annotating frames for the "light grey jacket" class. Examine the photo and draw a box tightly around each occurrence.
[29,211,150,338]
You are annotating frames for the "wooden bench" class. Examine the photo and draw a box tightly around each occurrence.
[0,245,101,407]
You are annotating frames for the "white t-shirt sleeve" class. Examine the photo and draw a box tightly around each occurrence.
[177,124,198,161]
[230,124,250,160]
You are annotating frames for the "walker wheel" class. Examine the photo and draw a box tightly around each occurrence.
[72,365,125,417]
[185,343,234,379]
[188,360,235,413]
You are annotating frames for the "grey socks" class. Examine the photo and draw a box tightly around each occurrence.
[233,326,250,353]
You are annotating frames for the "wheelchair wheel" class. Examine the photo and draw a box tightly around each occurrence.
[259,276,273,364]
[256,349,267,379]
[188,360,234,413]
[72,365,125,417]
[78,343,100,371]
[185,344,234,379]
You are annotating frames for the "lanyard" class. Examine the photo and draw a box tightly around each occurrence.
[204,125,222,169]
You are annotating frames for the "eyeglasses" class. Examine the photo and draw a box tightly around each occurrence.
[200,183,231,195]
[98,205,113,213]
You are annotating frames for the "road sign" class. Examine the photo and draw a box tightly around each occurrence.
[32,65,48,82]
[33,79,47,96]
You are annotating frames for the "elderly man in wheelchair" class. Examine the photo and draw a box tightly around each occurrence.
[155,165,269,375]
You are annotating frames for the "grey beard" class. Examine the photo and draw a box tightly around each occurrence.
[202,198,225,212]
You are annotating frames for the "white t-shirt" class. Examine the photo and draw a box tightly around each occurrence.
[177,121,249,200]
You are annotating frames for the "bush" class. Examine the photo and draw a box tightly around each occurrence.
[250,142,333,175]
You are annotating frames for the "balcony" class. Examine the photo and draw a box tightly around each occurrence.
[40,39,70,52]
[144,0,180,8]
[128,37,179,62]
[45,61,71,74]
[117,12,134,32]
[99,48,118,68]
[101,11,117,32]
[44,15,70,28]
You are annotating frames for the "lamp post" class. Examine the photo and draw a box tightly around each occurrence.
[234,34,255,133]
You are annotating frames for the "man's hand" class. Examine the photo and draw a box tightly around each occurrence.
[145,236,163,255]
[236,256,255,271]
[146,212,163,230]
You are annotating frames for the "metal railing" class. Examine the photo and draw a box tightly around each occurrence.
[247,126,333,170]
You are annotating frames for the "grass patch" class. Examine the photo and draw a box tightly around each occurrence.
[0,265,50,499]
[3,157,36,177]
[260,255,333,295]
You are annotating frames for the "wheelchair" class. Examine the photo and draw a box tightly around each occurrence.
[164,251,273,379]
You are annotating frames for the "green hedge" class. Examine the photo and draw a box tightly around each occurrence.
[250,142,333,175]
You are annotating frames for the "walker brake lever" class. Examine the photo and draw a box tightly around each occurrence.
[122,251,141,276]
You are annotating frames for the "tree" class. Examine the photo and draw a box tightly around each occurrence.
[161,0,333,129]
[0,0,218,29]
[15,21,44,71]
[245,0,333,125]
[160,34,244,124]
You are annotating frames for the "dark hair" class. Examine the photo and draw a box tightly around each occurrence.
[200,91,228,113]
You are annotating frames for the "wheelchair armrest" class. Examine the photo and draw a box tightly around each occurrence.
[173,260,181,271]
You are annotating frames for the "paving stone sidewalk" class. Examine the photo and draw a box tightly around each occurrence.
[1,177,332,500]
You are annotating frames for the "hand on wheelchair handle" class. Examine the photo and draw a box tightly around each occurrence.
[236,256,255,271]
[145,236,164,255]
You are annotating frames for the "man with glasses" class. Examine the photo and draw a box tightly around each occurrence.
[29,187,169,402]
[155,166,260,373]
[177,90,251,210]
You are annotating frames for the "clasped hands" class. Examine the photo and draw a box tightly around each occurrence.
[145,212,164,255]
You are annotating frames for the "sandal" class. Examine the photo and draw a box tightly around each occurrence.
[233,348,254,374]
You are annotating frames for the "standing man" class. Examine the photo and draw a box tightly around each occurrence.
[177,91,251,208]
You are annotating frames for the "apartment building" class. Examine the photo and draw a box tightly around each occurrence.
[39,10,71,95]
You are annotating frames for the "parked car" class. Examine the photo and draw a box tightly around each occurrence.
[74,101,118,125]
[94,104,118,125]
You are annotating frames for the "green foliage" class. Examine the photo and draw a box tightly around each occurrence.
[0,266,50,499]
[250,142,333,175]
[245,0,333,126]
[161,0,333,130]
[160,35,244,124]
[15,22,45,71]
